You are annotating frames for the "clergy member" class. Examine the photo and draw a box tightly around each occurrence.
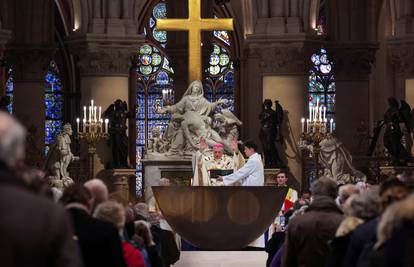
[217,141,264,186]
[192,138,245,186]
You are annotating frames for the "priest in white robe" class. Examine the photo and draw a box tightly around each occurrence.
[217,141,264,186]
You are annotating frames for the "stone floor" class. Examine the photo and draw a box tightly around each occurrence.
[173,251,267,267]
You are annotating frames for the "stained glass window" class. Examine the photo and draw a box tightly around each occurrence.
[135,0,173,197]
[308,48,335,130]
[205,16,234,112]
[45,60,64,154]
[5,66,13,114]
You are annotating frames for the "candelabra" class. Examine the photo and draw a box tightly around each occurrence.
[299,100,335,188]
[76,100,110,179]
[155,88,174,112]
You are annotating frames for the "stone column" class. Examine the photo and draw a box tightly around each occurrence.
[67,34,144,178]
[329,43,377,155]
[244,36,315,186]
[6,47,55,167]
[0,25,11,95]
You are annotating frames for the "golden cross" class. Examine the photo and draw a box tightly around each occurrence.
[156,0,234,83]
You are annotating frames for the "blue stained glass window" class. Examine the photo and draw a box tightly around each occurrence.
[205,39,234,112]
[135,0,173,197]
[5,66,14,114]
[308,48,335,127]
[45,60,64,153]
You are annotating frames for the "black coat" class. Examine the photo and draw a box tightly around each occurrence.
[266,232,285,267]
[0,169,82,267]
[283,196,343,267]
[68,208,127,267]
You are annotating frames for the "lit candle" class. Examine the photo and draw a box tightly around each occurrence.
[309,107,312,121]
[82,118,86,132]
[307,119,311,133]
[91,99,94,110]
[88,106,92,123]
[319,106,323,122]
[83,106,87,120]
[323,106,326,121]
[98,106,102,121]
[100,119,103,132]
[94,106,97,122]
[330,118,334,133]
[76,118,80,133]
[314,106,318,122]
[301,118,305,133]
[105,118,109,133]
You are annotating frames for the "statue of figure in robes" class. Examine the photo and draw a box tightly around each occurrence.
[318,137,366,185]
[103,99,132,168]
[158,80,228,154]
[45,123,79,189]
[259,99,285,168]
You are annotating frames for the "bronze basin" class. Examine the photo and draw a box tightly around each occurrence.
[152,186,288,250]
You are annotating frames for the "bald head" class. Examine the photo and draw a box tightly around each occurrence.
[84,179,108,209]
[0,112,26,169]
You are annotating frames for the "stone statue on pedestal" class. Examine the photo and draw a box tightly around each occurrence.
[318,137,366,185]
[259,99,285,168]
[368,97,412,165]
[45,123,79,189]
[153,80,239,158]
[103,99,132,168]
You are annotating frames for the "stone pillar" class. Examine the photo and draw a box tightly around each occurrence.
[67,34,144,178]
[0,25,11,95]
[244,37,315,185]
[6,47,55,166]
[329,43,377,155]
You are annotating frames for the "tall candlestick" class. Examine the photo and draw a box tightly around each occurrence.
[88,106,92,123]
[105,119,109,133]
[94,106,97,122]
[83,106,87,120]
[76,118,80,133]
[307,119,311,133]
[98,106,102,121]
[301,118,305,133]
[319,106,323,122]
[323,106,326,121]
[309,107,312,121]
[82,118,86,132]
[91,99,94,110]
[330,118,334,133]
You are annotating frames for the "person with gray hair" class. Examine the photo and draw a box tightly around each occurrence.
[84,178,109,211]
[326,191,381,267]
[283,176,343,267]
[337,184,360,207]
[0,111,26,169]
[0,111,82,267]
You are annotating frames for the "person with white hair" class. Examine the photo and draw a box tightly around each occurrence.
[0,111,82,267]
[84,178,109,211]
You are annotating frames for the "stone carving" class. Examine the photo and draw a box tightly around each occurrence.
[77,49,134,76]
[103,99,133,168]
[147,127,165,153]
[259,99,285,168]
[318,137,366,185]
[255,45,305,74]
[45,123,80,189]
[388,42,414,75]
[148,80,241,158]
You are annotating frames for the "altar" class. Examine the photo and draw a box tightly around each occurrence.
[142,158,193,202]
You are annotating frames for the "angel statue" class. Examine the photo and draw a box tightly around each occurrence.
[368,97,412,165]
[45,123,79,189]
[103,99,133,168]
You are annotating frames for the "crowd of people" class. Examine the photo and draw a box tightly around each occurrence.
[0,111,179,267]
[266,175,414,267]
